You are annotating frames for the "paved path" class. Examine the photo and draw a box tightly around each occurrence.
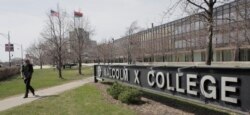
[0,77,93,112]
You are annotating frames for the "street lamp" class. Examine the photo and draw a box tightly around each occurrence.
[13,43,24,65]
[0,32,11,67]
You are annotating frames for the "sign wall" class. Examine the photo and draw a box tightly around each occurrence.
[94,65,250,112]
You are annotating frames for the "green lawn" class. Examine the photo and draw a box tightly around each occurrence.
[0,66,93,99]
[0,84,136,115]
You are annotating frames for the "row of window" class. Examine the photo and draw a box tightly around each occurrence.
[110,0,250,60]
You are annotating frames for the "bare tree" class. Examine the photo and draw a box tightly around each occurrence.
[184,0,239,64]
[97,39,110,64]
[183,0,218,65]
[231,0,250,61]
[69,17,93,75]
[40,40,57,66]
[41,7,70,79]
[124,21,140,64]
[161,0,233,64]
[26,40,45,69]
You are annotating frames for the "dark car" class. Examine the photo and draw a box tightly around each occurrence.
[63,63,77,69]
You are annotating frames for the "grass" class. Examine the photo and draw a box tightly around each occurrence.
[0,66,93,99]
[0,84,136,115]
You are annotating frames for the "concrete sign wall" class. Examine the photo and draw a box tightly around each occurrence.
[94,65,250,112]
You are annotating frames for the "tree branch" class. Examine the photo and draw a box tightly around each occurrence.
[187,0,209,13]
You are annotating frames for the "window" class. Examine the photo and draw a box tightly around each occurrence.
[191,22,195,31]
[223,50,232,61]
[216,33,223,44]
[223,11,230,24]
[238,30,246,41]
[175,40,183,49]
[200,21,205,29]
[186,23,191,32]
[216,15,223,25]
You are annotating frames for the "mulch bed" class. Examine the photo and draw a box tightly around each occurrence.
[93,82,194,115]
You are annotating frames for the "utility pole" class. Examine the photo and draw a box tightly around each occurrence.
[21,44,23,65]
[0,32,11,67]
[12,43,24,65]
[8,32,11,67]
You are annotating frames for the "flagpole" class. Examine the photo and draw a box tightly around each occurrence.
[57,3,59,18]
[74,13,76,29]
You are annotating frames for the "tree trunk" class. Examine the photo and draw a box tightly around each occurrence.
[58,51,63,79]
[128,52,131,64]
[78,54,82,75]
[206,2,214,65]
[40,61,43,69]
[191,49,194,62]
[234,46,240,61]
[206,23,213,65]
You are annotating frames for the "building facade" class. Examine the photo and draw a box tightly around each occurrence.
[106,0,250,63]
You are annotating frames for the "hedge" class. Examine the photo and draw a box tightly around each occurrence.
[0,67,20,81]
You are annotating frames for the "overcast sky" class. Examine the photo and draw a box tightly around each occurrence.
[0,0,185,62]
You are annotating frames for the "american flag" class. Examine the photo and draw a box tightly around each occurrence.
[74,11,83,17]
[50,10,59,17]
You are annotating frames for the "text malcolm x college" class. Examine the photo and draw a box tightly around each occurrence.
[98,67,239,104]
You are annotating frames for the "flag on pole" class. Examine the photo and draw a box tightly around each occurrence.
[74,11,83,17]
[50,10,59,17]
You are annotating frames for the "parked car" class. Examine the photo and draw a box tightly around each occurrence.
[63,63,77,69]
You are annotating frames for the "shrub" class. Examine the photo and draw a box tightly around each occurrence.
[0,67,20,81]
[106,82,142,104]
[118,87,142,104]
[107,82,125,99]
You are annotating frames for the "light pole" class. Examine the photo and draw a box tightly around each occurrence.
[14,43,24,65]
[0,32,11,67]
[111,38,114,64]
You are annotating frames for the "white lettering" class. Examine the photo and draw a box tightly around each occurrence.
[112,69,116,79]
[134,70,140,84]
[221,77,238,104]
[200,75,217,99]
[166,73,175,91]
[147,71,155,87]
[115,69,119,79]
[123,69,128,81]
[176,73,185,93]
[156,72,165,89]
[187,74,198,96]
[120,69,123,81]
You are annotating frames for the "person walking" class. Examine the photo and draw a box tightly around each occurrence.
[22,59,35,98]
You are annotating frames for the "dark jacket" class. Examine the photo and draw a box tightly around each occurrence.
[22,64,33,79]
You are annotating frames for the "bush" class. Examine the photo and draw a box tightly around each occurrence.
[0,67,20,81]
[107,82,142,104]
[107,82,125,99]
[118,87,142,104]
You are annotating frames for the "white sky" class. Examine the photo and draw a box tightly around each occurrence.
[0,0,185,62]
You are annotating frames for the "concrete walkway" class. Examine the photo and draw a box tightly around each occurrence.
[0,77,93,112]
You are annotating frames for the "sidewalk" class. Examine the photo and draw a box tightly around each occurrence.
[0,77,93,112]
